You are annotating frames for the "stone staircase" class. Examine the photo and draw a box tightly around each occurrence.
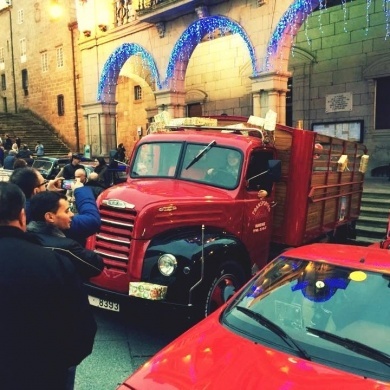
[354,176,390,245]
[0,110,71,155]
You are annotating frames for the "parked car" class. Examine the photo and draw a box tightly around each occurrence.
[118,243,390,389]
[32,155,95,179]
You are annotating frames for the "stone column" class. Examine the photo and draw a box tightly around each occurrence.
[250,71,291,124]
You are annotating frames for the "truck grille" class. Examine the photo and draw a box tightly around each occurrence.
[95,204,137,271]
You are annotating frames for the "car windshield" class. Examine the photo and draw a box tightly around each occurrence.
[130,142,242,189]
[32,160,54,176]
[222,257,390,381]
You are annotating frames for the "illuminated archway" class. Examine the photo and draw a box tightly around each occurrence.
[265,0,322,71]
[163,15,258,88]
[97,43,161,102]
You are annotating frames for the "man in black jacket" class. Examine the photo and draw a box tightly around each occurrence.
[0,182,97,390]
[27,191,104,280]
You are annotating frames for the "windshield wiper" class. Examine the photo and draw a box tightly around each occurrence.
[185,140,216,170]
[236,306,311,360]
[306,327,390,368]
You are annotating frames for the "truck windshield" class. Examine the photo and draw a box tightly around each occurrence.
[131,142,242,189]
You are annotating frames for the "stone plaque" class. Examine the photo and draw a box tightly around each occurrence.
[325,92,353,113]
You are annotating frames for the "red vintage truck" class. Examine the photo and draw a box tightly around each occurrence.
[85,116,368,319]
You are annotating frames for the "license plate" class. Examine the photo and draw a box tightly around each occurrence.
[88,295,120,312]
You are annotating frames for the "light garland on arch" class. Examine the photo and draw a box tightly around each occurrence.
[163,15,258,88]
[266,0,390,71]
[97,43,161,102]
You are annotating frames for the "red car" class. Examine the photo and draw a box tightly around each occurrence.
[118,243,390,389]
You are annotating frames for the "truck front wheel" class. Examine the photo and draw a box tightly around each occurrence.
[201,261,246,318]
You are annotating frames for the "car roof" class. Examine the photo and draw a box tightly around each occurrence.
[280,243,390,273]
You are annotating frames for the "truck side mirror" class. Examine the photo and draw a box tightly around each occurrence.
[268,160,281,182]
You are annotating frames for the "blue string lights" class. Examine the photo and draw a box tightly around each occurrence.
[97,16,256,102]
[97,43,161,102]
[265,0,389,70]
[266,0,315,70]
[164,15,257,88]
[97,1,390,102]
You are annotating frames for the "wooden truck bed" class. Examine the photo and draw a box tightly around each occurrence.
[272,124,367,247]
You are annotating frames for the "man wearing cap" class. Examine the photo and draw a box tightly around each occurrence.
[56,154,85,180]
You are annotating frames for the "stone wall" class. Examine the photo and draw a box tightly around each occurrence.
[290,0,390,170]
[0,0,85,152]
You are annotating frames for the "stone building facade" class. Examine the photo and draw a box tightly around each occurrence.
[0,0,84,151]
[1,0,390,171]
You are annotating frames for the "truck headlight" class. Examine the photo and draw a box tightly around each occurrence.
[158,254,177,276]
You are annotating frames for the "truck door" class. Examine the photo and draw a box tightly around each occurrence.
[242,150,276,266]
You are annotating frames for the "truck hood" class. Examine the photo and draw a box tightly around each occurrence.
[121,310,386,390]
[100,179,235,209]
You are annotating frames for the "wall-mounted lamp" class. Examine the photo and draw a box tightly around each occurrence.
[83,30,91,37]
[98,24,107,32]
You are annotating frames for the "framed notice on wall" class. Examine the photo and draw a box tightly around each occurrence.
[311,120,364,142]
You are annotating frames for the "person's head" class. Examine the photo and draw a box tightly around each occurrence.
[88,172,99,182]
[0,182,26,230]
[95,156,106,166]
[13,158,28,170]
[71,154,82,166]
[227,151,239,168]
[30,191,73,230]
[9,167,47,199]
[75,168,87,183]
[118,143,123,148]
[36,141,40,144]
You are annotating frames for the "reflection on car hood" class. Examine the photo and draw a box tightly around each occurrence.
[123,310,386,390]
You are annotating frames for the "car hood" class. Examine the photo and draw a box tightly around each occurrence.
[122,311,388,390]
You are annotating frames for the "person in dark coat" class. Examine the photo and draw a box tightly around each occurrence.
[3,133,12,151]
[18,143,34,165]
[116,143,126,162]
[94,156,110,188]
[85,172,106,199]
[10,167,101,246]
[3,149,17,169]
[0,182,97,390]
[56,154,85,180]
[27,191,104,280]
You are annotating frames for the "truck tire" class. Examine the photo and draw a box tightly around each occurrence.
[201,261,246,318]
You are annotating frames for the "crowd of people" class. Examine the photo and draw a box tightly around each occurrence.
[0,139,129,389]
[0,133,42,169]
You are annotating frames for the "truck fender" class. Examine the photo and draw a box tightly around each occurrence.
[142,227,251,306]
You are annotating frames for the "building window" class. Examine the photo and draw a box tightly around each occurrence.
[21,69,28,96]
[134,85,142,100]
[375,76,390,130]
[20,38,26,63]
[41,52,48,72]
[17,9,24,24]
[56,46,64,68]
[1,74,6,90]
[57,94,65,116]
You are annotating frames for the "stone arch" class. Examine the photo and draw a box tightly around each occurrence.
[265,0,322,72]
[97,43,161,103]
[163,15,258,89]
